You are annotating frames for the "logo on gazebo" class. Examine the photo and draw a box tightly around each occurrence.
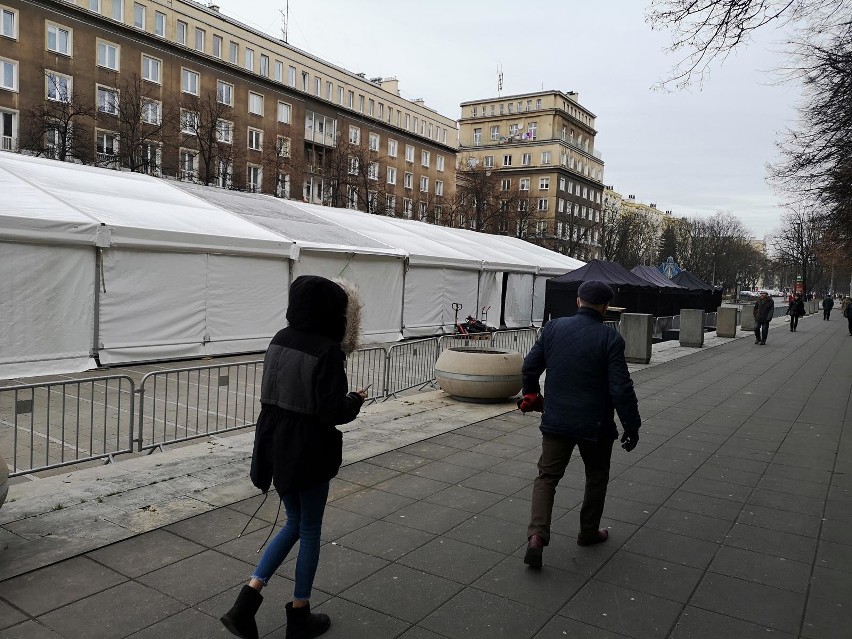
[659,256,682,279]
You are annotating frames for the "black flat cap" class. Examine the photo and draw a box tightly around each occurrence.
[578,280,614,305]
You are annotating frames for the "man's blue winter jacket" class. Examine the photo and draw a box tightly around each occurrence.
[522,307,641,442]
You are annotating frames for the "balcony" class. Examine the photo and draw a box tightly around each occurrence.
[1,136,13,151]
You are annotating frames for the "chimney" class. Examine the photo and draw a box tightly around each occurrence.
[628,194,635,200]
[379,77,400,96]
[207,2,220,11]
[650,203,657,208]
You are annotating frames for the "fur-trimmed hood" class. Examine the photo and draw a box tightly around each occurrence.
[285,275,362,355]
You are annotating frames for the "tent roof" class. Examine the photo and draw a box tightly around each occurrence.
[0,154,293,256]
[549,259,655,288]
[672,270,714,291]
[631,265,688,289]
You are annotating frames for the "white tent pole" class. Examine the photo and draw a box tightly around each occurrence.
[400,257,408,337]
[92,247,102,363]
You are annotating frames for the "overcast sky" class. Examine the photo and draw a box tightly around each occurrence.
[213,0,800,239]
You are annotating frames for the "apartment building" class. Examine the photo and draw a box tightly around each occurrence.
[0,0,457,217]
[458,90,604,260]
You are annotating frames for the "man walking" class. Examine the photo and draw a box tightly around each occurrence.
[753,291,775,345]
[822,296,834,320]
[519,281,641,568]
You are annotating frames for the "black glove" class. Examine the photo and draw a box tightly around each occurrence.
[620,429,639,452]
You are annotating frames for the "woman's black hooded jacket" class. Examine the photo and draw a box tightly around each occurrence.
[250,275,364,497]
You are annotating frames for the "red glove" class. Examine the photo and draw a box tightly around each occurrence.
[517,392,544,413]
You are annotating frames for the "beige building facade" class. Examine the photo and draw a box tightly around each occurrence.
[0,0,457,217]
[458,90,604,260]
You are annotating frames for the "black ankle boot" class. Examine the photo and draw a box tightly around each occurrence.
[285,601,331,639]
[221,585,263,639]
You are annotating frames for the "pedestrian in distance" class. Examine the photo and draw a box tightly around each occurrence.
[221,275,368,639]
[843,296,852,336]
[787,292,805,332]
[753,291,775,344]
[822,295,834,320]
[518,280,641,568]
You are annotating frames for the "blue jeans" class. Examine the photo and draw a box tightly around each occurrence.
[252,481,329,600]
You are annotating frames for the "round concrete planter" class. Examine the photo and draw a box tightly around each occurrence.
[434,347,523,402]
[0,452,8,508]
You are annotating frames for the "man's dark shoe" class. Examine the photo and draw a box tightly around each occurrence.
[754,339,760,344]
[760,341,766,345]
[524,534,544,568]
[577,529,609,546]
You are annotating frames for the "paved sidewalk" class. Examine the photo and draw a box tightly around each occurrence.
[1,313,850,638]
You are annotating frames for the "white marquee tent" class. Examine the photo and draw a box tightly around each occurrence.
[0,154,582,378]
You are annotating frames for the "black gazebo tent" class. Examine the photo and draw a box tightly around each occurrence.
[631,265,690,317]
[671,270,722,312]
[544,260,657,321]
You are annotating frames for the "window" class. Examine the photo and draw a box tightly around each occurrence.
[404,113,410,129]
[88,0,102,13]
[348,126,360,144]
[403,172,413,189]
[500,179,511,191]
[133,3,145,29]
[473,127,482,146]
[527,122,537,140]
[106,0,122,21]
[405,145,414,162]
[260,55,269,77]
[0,58,17,92]
[536,220,548,237]
[436,155,444,172]
[194,28,204,52]
[386,194,396,213]
[2,7,18,39]
[179,149,198,178]
[325,81,332,100]
[559,177,566,191]
[247,165,262,192]
[302,72,309,92]
[420,176,428,192]
[359,95,365,112]
[541,151,551,165]
[276,135,290,157]
[0,109,17,150]
[368,162,378,181]
[176,20,187,45]
[288,66,296,87]
[277,101,291,124]
[419,201,428,219]
[216,119,233,143]
[348,157,359,175]
[519,178,530,191]
[142,55,161,83]
[141,98,161,124]
[368,99,374,116]
[502,154,512,167]
[181,69,199,95]
[46,23,72,56]
[521,153,531,166]
[539,177,550,190]
[368,132,379,152]
[338,86,344,104]
[154,11,165,37]
[217,80,233,106]
[212,35,222,58]
[509,123,520,138]
[314,77,321,96]
[388,139,398,158]
[436,180,444,197]
[275,61,283,82]
[97,86,119,115]
[248,92,263,115]
[244,48,254,71]
[229,42,238,64]
[386,166,396,185]
[403,198,413,218]
[180,110,198,134]
[96,130,118,157]
[490,125,499,140]
[348,90,354,108]
[483,156,494,168]
[247,127,263,151]
[46,72,71,102]
[472,106,477,117]
[94,40,120,71]
[536,99,542,110]
[421,150,430,167]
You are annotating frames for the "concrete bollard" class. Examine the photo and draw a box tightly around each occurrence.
[740,305,755,331]
[679,309,705,348]
[716,307,738,338]
[620,313,653,364]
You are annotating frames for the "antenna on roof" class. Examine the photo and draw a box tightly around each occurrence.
[279,0,289,43]
[497,64,503,96]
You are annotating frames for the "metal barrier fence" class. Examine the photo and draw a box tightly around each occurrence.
[0,376,135,477]
[347,347,387,401]
[385,338,440,397]
[438,328,539,357]
[136,360,263,452]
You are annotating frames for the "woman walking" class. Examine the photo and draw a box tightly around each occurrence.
[787,292,805,332]
[221,275,367,639]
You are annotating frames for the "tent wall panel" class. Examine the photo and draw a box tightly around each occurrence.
[441,269,481,334]
[205,255,289,355]
[293,252,404,344]
[403,267,445,337]
[504,273,535,327]
[0,243,96,378]
[477,271,502,327]
[98,249,207,364]
[532,276,547,325]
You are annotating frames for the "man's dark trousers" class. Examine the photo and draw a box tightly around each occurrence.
[824,309,831,320]
[754,320,770,343]
[528,433,614,543]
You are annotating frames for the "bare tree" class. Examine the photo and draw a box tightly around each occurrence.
[178,91,235,185]
[20,70,95,163]
[769,202,826,293]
